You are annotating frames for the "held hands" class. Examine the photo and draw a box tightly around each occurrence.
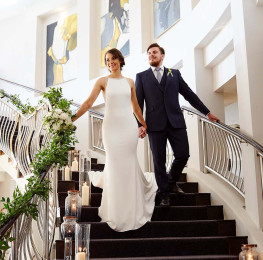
[139,126,147,139]
[207,112,220,123]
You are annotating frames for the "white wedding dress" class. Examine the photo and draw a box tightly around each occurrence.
[89,77,157,232]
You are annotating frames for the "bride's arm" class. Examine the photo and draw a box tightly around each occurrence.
[129,79,147,129]
[73,78,105,122]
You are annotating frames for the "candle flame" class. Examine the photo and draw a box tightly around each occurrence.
[84,182,87,186]
[79,247,82,252]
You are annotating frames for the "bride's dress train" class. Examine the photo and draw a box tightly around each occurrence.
[89,77,157,232]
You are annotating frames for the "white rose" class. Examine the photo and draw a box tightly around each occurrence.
[53,123,60,132]
[54,108,63,115]
[66,117,72,124]
[60,112,69,120]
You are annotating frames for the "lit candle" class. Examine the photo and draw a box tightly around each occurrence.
[72,157,79,171]
[65,166,70,181]
[64,237,72,259]
[76,248,86,260]
[247,253,254,260]
[71,203,76,215]
[82,182,90,206]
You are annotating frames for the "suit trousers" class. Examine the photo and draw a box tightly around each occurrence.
[148,121,190,199]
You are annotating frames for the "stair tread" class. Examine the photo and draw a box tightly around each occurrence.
[55,235,247,258]
[55,236,246,243]
[56,219,236,239]
[56,255,238,260]
[88,236,247,241]
[90,256,238,260]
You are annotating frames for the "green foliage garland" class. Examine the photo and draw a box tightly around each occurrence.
[0,87,77,259]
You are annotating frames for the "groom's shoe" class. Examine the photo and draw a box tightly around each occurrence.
[173,184,184,194]
[159,196,170,207]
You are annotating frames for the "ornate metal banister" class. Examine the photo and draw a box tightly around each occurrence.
[182,106,263,197]
[0,98,52,177]
[0,84,61,259]
[0,166,58,259]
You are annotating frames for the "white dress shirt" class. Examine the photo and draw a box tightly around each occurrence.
[151,65,164,80]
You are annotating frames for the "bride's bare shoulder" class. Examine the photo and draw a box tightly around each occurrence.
[96,76,108,89]
[126,77,135,87]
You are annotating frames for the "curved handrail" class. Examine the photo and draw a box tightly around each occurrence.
[0,169,50,239]
[0,77,81,109]
[182,105,263,197]
[182,106,263,153]
[0,88,60,259]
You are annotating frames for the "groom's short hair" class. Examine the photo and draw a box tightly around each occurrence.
[147,43,165,55]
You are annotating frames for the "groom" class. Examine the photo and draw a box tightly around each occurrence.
[135,43,219,206]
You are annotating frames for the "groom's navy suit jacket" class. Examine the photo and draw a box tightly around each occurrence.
[135,67,210,132]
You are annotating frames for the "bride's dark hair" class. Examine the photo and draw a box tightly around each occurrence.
[104,48,125,70]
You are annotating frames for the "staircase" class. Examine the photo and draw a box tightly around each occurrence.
[55,158,247,260]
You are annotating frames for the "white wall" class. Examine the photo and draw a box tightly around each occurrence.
[225,102,239,125]
[0,172,16,209]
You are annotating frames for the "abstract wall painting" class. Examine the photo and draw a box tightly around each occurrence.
[46,13,77,87]
[101,0,130,67]
[154,0,180,38]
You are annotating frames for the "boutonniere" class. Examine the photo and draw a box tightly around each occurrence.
[167,68,173,77]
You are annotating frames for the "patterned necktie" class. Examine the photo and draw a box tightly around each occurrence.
[155,67,162,83]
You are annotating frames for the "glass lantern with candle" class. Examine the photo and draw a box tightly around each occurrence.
[239,244,259,260]
[79,172,91,207]
[75,223,91,260]
[65,190,82,221]
[64,237,72,260]
[84,153,91,173]
[69,150,79,169]
[64,165,72,181]
[71,157,79,172]
[61,216,77,239]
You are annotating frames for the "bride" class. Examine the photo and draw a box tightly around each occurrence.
[73,48,157,232]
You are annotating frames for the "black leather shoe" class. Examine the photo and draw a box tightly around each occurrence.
[159,197,170,207]
[173,184,184,194]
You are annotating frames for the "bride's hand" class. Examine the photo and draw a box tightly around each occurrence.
[139,126,147,138]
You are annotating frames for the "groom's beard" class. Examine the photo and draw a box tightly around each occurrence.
[149,58,162,67]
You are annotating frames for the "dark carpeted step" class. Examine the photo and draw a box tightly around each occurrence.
[90,180,197,194]
[55,236,247,259]
[91,158,97,164]
[89,193,210,207]
[90,256,239,260]
[57,181,76,192]
[88,219,236,239]
[56,220,236,240]
[55,256,238,260]
[59,205,224,223]
[57,173,188,192]
[58,188,204,208]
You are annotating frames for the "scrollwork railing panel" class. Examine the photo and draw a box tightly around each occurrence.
[0,99,51,177]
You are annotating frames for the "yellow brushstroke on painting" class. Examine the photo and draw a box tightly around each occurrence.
[62,13,77,51]
[53,64,64,85]
[101,16,121,67]
[120,0,129,8]
[47,13,77,85]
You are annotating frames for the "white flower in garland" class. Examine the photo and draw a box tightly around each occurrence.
[43,108,75,133]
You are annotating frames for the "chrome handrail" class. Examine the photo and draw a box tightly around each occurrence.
[0,98,52,176]
[0,77,82,109]
[0,92,59,259]
[182,106,263,197]
[0,166,58,260]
